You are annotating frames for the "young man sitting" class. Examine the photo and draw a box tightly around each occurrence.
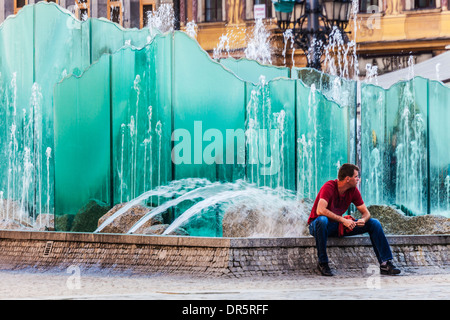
[308,163,401,276]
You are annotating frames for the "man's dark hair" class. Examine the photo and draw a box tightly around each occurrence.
[338,163,359,181]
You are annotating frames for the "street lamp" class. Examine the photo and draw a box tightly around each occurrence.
[273,0,353,70]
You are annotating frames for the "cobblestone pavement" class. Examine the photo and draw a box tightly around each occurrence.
[0,267,448,300]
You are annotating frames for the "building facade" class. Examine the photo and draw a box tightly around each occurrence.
[353,0,450,77]
[0,0,161,29]
[1,0,450,77]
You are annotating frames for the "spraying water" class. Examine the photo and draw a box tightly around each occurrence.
[365,64,378,85]
[213,34,231,60]
[185,20,198,39]
[146,3,175,34]
[95,178,213,233]
[244,19,272,65]
[282,29,295,67]
[96,178,310,237]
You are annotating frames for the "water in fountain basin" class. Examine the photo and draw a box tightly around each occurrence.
[95,178,213,233]
[163,187,255,235]
[192,183,308,237]
[111,178,310,237]
[127,181,239,234]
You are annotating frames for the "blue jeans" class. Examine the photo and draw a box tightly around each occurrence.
[309,216,393,264]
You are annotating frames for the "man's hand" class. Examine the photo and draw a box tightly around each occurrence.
[355,219,365,227]
[356,203,371,225]
[342,218,356,230]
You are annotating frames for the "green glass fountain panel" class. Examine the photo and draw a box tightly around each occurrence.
[6,2,450,235]
[122,28,153,50]
[220,58,290,84]
[270,79,296,192]
[0,6,35,215]
[293,68,356,106]
[147,34,173,191]
[385,78,429,215]
[429,80,450,217]
[53,56,111,225]
[360,83,388,206]
[244,78,296,191]
[34,3,92,215]
[91,19,127,63]
[292,68,342,99]
[111,48,141,204]
[90,19,152,63]
[111,36,172,205]
[35,3,91,81]
[172,32,246,183]
[296,80,348,200]
[294,67,358,164]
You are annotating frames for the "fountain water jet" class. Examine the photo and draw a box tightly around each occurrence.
[95,178,212,233]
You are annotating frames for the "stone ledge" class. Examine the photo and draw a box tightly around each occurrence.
[229,234,450,248]
[0,230,448,276]
[0,230,232,248]
[1,230,448,248]
[0,230,450,248]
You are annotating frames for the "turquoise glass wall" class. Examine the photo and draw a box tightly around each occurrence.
[361,77,450,216]
[1,3,449,236]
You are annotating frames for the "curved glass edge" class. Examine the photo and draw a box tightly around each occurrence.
[3,3,448,100]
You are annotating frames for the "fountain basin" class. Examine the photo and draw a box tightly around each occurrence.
[0,230,448,276]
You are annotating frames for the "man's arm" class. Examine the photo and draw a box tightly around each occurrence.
[355,203,371,226]
[317,198,356,229]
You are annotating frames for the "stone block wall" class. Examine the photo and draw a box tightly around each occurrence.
[0,231,448,276]
[227,236,449,276]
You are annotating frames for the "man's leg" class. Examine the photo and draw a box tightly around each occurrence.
[309,216,330,263]
[346,218,400,274]
[346,218,393,263]
[309,216,339,276]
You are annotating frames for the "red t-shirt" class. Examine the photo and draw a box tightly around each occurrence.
[307,179,364,224]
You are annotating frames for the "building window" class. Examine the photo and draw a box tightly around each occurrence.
[107,0,123,26]
[359,0,380,13]
[14,0,28,14]
[253,0,272,19]
[414,0,436,9]
[205,0,223,22]
[140,0,156,28]
[75,0,90,21]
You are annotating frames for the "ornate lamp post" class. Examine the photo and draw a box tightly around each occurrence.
[273,0,353,70]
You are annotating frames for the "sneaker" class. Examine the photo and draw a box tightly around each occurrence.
[318,262,334,276]
[380,260,401,275]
